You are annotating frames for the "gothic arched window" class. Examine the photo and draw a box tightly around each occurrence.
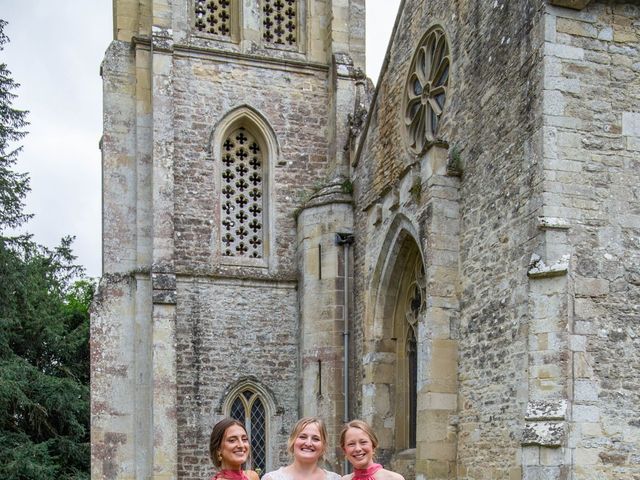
[220,127,265,260]
[228,388,268,473]
[395,258,425,450]
[214,107,277,268]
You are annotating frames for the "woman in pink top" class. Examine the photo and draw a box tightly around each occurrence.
[209,418,260,480]
[340,420,404,480]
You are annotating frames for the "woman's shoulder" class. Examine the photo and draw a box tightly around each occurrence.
[323,470,342,480]
[377,469,404,480]
[340,474,354,480]
[261,467,286,480]
[246,470,261,480]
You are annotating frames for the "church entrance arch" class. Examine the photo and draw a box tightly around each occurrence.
[362,216,423,474]
[362,213,458,479]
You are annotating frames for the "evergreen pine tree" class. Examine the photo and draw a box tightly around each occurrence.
[0,19,91,480]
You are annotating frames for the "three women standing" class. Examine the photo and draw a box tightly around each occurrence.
[209,417,403,480]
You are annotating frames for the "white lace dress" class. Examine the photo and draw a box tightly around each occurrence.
[262,467,341,480]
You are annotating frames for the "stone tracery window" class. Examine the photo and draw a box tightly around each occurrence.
[403,26,450,154]
[195,0,234,37]
[220,127,265,259]
[395,258,425,450]
[228,388,267,473]
[404,261,424,448]
[262,0,298,47]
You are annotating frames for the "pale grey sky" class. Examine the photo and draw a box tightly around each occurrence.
[2,0,400,278]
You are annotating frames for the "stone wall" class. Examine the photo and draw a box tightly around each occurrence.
[95,0,366,477]
[171,54,331,279]
[540,3,640,479]
[175,279,299,479]
[352,1,639,479]
[352,1,547,478]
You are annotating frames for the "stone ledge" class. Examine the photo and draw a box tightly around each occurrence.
[528,253,570,278]
[548,0,593,10]
[538,216,571,230]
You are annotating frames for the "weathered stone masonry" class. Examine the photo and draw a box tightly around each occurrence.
[93,1,639,479]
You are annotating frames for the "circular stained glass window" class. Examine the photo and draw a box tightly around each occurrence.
[403,26,450,154]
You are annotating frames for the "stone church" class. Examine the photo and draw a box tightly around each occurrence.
[92,0,640,478]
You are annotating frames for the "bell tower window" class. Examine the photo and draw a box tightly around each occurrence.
[262,0,298,48]
[195,0,236,38]
[220,127,265,260]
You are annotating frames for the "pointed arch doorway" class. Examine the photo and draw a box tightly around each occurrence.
[362,215,458,479]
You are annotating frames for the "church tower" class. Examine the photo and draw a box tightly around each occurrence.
[92,0,365,477]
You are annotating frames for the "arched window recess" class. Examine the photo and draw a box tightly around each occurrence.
[211,106,280,269]
[219,378,278,474]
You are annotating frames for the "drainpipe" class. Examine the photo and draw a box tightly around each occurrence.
[336,232,354,473]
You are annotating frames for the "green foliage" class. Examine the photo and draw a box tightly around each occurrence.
[0,238,93,480]
[409,177,422,200]
[0,19,30,233]
[341,178,353,194]
[0,20,92,479]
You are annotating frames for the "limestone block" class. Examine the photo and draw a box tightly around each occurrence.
[540,446,567,466]
[526,400,567,421]
[556,18,597,38]
[424,392,457,411]
[522,465,562,480]
[423,441,457,461]
[574,380,599,402]
[523,445,541,465]
[544,42,585,60]
[580,422,603,437]
[543,90,566,115]
[528,253,569,278]
[522,421,566,447]
[568,334,586,352]
[574,277,609,297]
[572,405,600,422]
[622,112,640,137]
[574,447,600,465]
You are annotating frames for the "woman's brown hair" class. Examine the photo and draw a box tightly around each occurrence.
[209,418,249,467]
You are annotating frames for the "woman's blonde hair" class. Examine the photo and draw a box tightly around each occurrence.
[287,417,328,458]
[339,419,379,450]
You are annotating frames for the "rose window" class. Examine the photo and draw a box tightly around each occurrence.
[403,26,450,154]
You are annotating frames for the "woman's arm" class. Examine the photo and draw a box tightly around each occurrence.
[247,470,261,480]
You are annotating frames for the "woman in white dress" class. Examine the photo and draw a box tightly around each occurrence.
[262,417,341,480]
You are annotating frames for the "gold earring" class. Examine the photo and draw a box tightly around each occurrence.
[217,452,222,462]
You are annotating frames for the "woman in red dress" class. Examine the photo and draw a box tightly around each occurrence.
[209,418,260,480]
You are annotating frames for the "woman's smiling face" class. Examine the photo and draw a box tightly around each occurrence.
[293,422,324,463]
[342,427,374,470]
[219,424,250,468]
